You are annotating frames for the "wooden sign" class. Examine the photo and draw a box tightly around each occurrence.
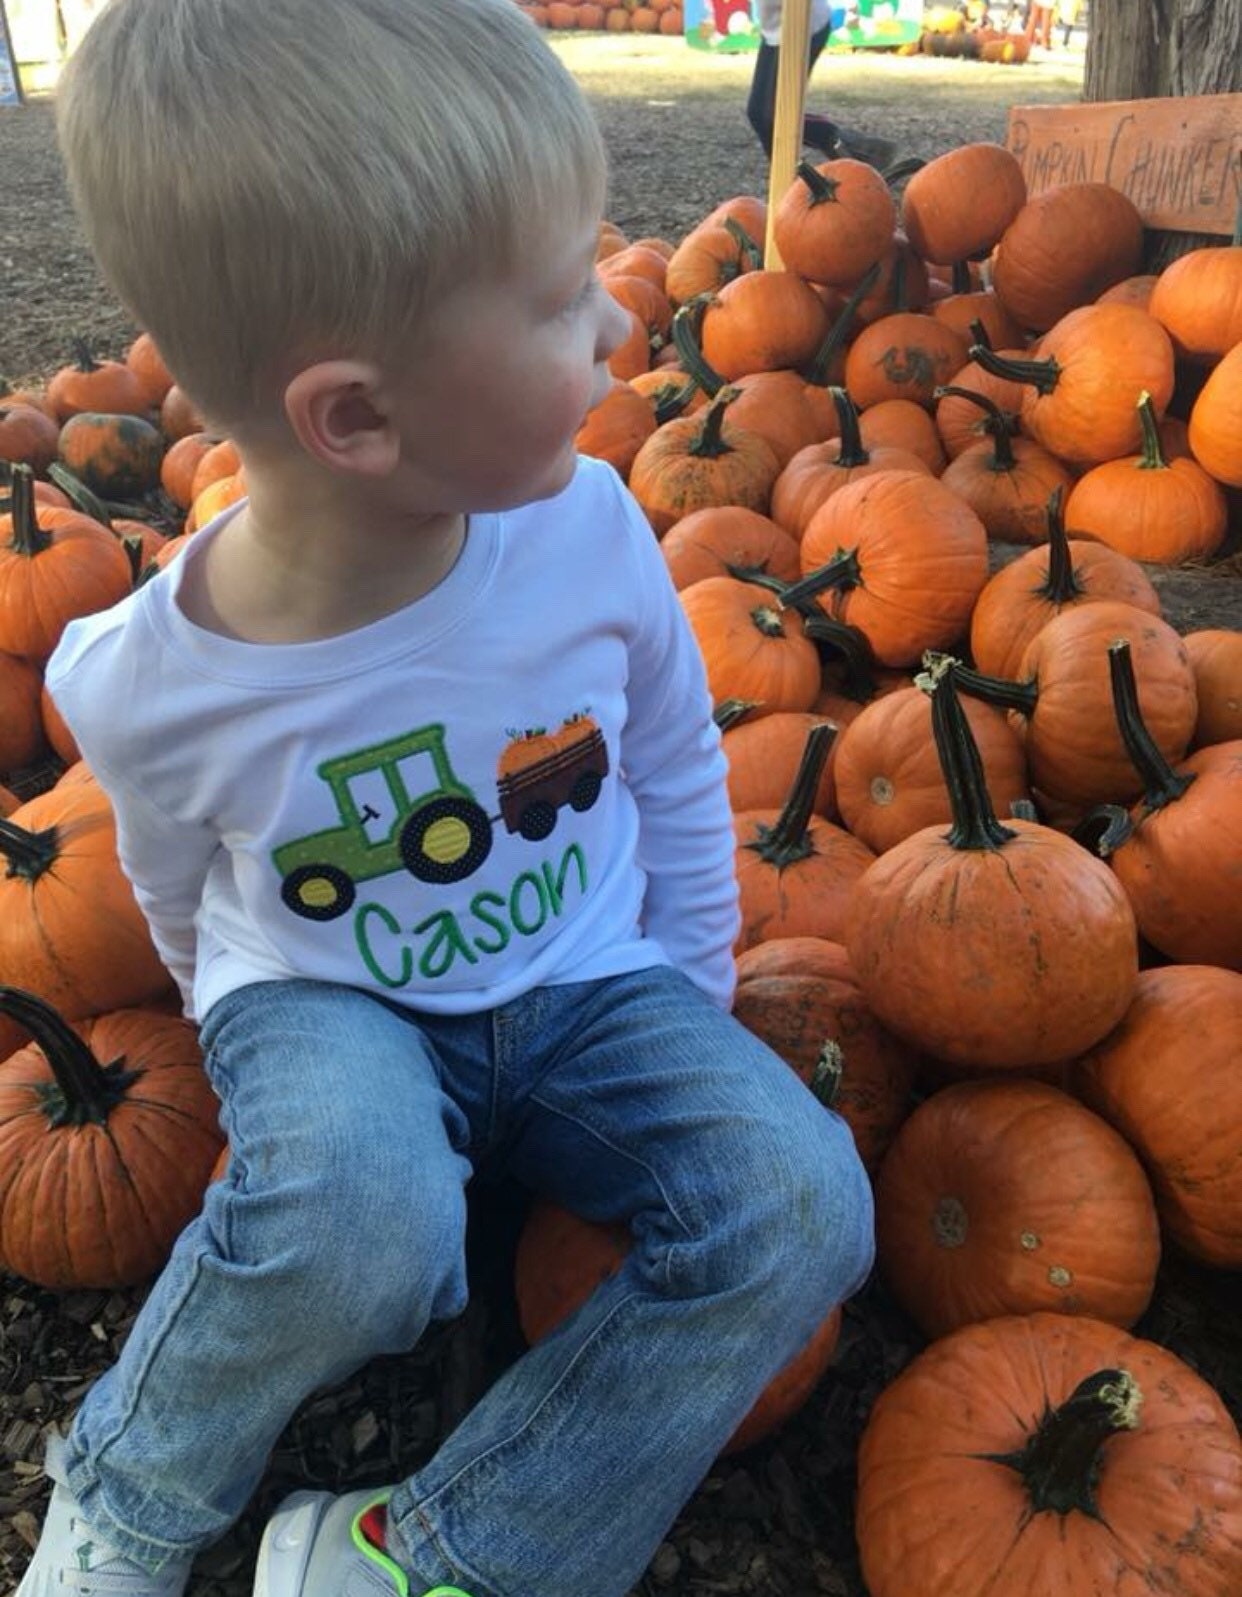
[1006,93,1242,235]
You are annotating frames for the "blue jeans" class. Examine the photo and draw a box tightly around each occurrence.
[61,967,874,1597]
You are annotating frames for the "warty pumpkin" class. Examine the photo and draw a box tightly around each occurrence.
[514,1199,843,1456]
[783,468,989,669]
[732,935,917,1172]
[627,396,781,537]
[1073,965,1242,1270]
[856,1312,1242,1597]
[967,486,1161,680]
[0,987,223,1289]
[1062,390,1228,564]
[844,656,1138,1069]
[842,308,969,410]
[969,303,1176,466]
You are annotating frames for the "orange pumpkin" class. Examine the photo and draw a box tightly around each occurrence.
[843,311,969,410]
[900,141,1027,265]
[57,411,166,499]
[514,1199,843,1455]
[46,340,148,422]
[1147,225,1242,362]
[659,505,800,592]
[772,158,897,288]
[732,936,917,1172]
[125,331,175,407]
[1187,339,1242,488]
[0,988,223,1289]
[875,1079,1160,1336]
[1183,629,1242,748]
[574,381,656,479]
[857,1312,1242,1597]
[698,271,830,382]
[663,216,762,307]
[0,649,49,777]
[719,707,839,817]
[0,403,60,473]
[628,398,781,537]
[844,658,1138,1070]
[991,183,1145,332]
[679,576,820,717]
[936,386,1074,544]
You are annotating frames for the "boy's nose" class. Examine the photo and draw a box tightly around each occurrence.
[599,288,635,361]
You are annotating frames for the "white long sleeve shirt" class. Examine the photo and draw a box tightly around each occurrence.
[46,458,741,1022]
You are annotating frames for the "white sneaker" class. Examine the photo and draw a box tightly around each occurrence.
[16,1437,193,1597]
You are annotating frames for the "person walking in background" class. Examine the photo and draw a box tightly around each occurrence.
[1059,0,1082,46]
[1023,0,1055,48]
[747,0,896,168]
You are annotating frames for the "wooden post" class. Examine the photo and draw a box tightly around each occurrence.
[763,0,812,269]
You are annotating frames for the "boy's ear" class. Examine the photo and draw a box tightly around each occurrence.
[283,360,400,476]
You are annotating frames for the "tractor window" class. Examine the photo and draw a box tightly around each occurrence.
[341,748,446,847]
[343,767,402,847]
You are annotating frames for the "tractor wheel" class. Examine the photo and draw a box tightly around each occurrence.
[400,796,493,884]
[281,864,356,921]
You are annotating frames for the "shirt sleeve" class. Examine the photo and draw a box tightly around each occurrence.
[611,475,741,1009]
[45,627,217,1016]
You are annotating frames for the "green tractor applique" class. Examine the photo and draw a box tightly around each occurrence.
[274,717,607,921]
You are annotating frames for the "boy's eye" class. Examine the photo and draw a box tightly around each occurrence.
[566,276,597,313]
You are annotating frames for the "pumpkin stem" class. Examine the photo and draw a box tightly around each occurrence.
[671,298,727,398]
[1108,639,1197,814]
[808,1038,843,1108]
[795,158,844,206]
[800,612,878,699]
[721,216,763,273]
[917,654,1016,850]
[0,986,142,1127]
[968,341,1063,397]
[714,697,762,732]
[778,544,863,611]
[1071,803,1135,858]
[743,722,836,868]
[651,378,697,427]
[801,262,882,387]
[1133,391,1168,472]
[4,464,54,557]
[951,260,973,295]
[942,652,1039,718]
[1034,487,1082,604]
[0,815,64,882]
[687,394,736,459]
[933,385,1018,470]
[49,462,113,527]
[881,156,925,186]
[70,336,100,374]
[968,317,992,351]
[982,1368,1142,1517]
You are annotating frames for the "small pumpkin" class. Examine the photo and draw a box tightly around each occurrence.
[935,386,1074,545]
[57,411,166,499]
[0,403,60,473]
[660,506,801,592]
[900,142,1027,265]
[772,158,897,288]
[1146,212,1242,363]
[0,649,49,777]
[843,308,969,411]
[663,216,762,307]
[124,331,175,407]
[574,381,657,479]
[628,396,781,537]
[679,576,820,717]
[46,339,148,422]
[1187,339,1242,488]
[990,183,1145,332]
[1183,630,1242,748]
[698,271,831,382]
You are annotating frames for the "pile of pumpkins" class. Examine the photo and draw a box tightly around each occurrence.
[2,138,1242,1593]
[511,0,685,34]
[913,4,1033,61]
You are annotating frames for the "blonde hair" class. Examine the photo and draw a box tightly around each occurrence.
[57,0,607,431]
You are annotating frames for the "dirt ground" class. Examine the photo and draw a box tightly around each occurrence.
[2,35,1241,1597]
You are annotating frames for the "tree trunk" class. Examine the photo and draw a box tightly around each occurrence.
[1083,0,1242,265]
[1085,0,1242,102]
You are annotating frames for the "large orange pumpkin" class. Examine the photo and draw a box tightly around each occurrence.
[857,1312,1242,1597]
[0,987,222,1289]
[844,657,1137,1069]
[875,1079,1160,1338]
[628,397,781,536]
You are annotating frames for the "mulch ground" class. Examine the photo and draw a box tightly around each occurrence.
[2,34,1241,1597]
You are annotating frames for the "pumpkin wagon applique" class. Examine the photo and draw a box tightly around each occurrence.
[272,713,608,922]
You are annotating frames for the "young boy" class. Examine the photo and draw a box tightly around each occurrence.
[24,3,874,1595]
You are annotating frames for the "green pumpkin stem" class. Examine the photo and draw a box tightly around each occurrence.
[951,260,973,295]
[714,698,761,732]
[795,158,844,206]
[5,464,53,557]
[982,1368,1142,1517]
[1108,639,1197,813]
[721,216,763,272]
[48,461,113,527]
[70,336,100,374]
[968,317,992,351]
[0,817,63,882]
[744,722,836,868]
[780,539,864,611]
[1033,486,1082,603]
[917,654,1017,850]
[801,261,882,387]
[800,612,878,699]
[651,379,697,427]
[671,298,727,399]
[0,986,141,1127]
[881,156,925,186]
[1133,390,1168,472]
[933,385,1018,470]
[688,394,736,458]
[942,652,1039,717]
[969,341,1063,397]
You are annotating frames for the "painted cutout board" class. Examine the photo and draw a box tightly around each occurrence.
[684,1,846,53]
[0,0,22,105]
[826,0,922,50]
